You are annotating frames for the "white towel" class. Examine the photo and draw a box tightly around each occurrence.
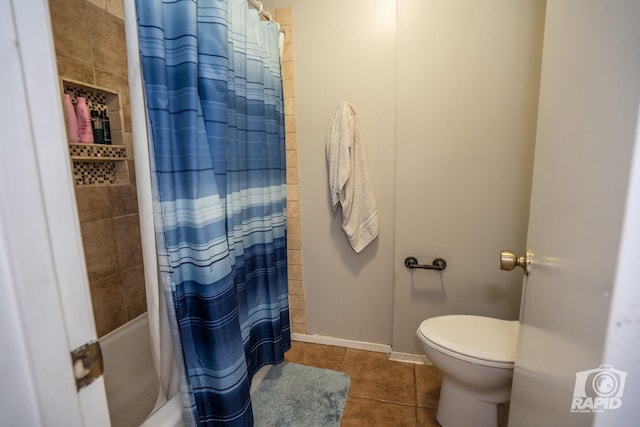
[326,102,379,253]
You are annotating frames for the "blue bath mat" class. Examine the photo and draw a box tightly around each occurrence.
[251,362,351,427]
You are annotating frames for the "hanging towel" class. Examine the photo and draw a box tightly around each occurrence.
[326,102,379,253]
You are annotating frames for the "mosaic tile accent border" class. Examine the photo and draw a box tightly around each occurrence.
[69,144,127,186]
[70,143,126,159]
[72,161,117,186]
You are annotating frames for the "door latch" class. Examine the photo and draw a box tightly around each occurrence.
[70,341,103,391]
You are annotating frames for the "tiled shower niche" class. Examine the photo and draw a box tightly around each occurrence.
[63,80,129,186]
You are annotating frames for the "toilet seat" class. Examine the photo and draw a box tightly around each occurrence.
[418,315,518,368]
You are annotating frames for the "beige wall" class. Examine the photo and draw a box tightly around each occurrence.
[263,0,545,353]
[264,0,398,344]
[393,0,545,353]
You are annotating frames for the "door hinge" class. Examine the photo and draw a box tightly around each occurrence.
[70,340,103,391]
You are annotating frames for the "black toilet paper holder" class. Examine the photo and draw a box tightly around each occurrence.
[404,256,447,271]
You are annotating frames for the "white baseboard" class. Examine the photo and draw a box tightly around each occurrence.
[291,332,391,354]
[389,351,431,365]
[291,333,431,366]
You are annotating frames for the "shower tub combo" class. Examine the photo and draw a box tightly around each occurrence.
[100,314,184,427]
[100,313,271,426]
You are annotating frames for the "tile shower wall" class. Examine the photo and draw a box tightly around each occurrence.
[49,0,145,337]
[268,7,306,335]
[50,0,301,337]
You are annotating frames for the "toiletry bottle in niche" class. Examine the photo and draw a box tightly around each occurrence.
[91,110,105,144]
[101,111,112,145]
[63,94,80,142]
[75,97,94,143]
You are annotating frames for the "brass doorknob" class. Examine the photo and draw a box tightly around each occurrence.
[500,250,531,275]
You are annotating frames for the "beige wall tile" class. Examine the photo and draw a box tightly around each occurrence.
[122,265,147,320]
[286,167,299,185]
[113,214,143,270]
[285,132,297,150]
[110,130,124,146]
[284,98,296,117]
[286,184,299,201]
[285,115,297,133]
[81,219,119,281]
[288,265,303,281]
[88,4,128,77]
[282,62,295,81]
[114,161,130,185]
[288,216,301,234]
[110,184,139,217]
[287,200,300,218]
[127,160,137,187]
[93,69,129,101]
[276,6,292,25]
[106,0,124,18]
[75,186,112,223]
[288,279,304,296]
[89,274,126,337]
[287,249,302,265]
[56,56,95,85]
[287,233,302,250]
[49,0,93,66]
[285,139,295,152]
[289,294,305,310]
[283,79,296,98]
[108,109,124,132]
[285,149,298,169]
[87,0,105,8]
[290,308,306,324]
[282,42,294,62]
[124,131,134,159]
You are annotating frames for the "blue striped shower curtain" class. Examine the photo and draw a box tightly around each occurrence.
[135,0,290,425]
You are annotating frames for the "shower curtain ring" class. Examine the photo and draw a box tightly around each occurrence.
[257,1,263,14]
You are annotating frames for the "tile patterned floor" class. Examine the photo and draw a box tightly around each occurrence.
[284,341,443,427]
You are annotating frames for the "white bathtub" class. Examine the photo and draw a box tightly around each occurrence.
[100,313,184,427]
[100,312,270,427]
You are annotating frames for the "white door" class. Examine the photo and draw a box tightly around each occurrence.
[508,1,640,426]
[0,0,110,425]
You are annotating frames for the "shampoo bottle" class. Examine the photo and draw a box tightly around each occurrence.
[101,111,112,145]
[63,94,80,142]
[91,110,105,144]
[76,97,94,143]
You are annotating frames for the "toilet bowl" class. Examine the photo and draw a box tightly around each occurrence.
[417,315,519,427]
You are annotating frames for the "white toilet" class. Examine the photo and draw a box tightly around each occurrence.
[417,315,519,427]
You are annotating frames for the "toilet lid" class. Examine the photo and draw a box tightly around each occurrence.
[418,315,518,363]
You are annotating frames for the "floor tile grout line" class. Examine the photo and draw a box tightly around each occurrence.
[341,347,348,372]
[346,393,416,407]
[413,364,418,426]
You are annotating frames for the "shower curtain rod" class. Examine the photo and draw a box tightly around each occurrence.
[247,0,282,31]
